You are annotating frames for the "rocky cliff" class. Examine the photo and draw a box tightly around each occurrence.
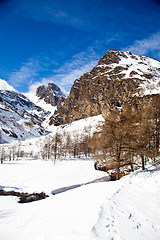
[36,83,65,106]
[50,50,160,125]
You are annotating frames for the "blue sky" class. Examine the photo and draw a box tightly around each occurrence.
[0,0,160,94]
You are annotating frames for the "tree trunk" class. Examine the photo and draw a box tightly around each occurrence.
[116,145,121,180]
[116,163,120,180]
[141,155,145,170]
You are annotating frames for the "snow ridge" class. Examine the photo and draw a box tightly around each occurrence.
[0,78,16,91]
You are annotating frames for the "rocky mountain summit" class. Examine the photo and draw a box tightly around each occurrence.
[0,90,48,143]
[36,83,65,106]
[50,50,160,125]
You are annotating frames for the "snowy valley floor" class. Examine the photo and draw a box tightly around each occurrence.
[0,158,160,240]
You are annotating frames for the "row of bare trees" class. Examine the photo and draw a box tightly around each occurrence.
[0,140,33,163]
[40,129,92,162]
[0,126,93,163]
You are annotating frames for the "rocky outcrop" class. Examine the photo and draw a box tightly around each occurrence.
[36,83,65,106]
[50,50,160,125]
[0,189,49,203]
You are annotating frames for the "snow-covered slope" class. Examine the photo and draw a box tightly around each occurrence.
[25,90,57,114]
[0,90,48,143]
[45,113,104,135]
[90,166,160,240]
[0,159,159,240]
[0,78,16,91]
[25,91,57,114]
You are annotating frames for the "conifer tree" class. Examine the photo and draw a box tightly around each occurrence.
[90,95,160,179]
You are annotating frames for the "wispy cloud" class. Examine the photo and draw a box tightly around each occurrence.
[27,49,100,95]
[7,47,100,94]
[43,49,100,94]
[11,0,117,31]
[8,58,41,88]
[12,0,86,29]
[123,32,160,57]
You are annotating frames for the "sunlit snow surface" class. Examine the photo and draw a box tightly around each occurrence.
[0,78,16,91]
[0,159,160,240]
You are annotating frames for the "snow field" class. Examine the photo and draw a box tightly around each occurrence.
[90,167,160,240]
[0,159,160,240]
[0,159,109,240]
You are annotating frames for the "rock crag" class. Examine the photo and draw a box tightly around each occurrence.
[36,83,65,106]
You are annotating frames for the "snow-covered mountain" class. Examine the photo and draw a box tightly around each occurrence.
[51,50,160,125]
[25,82,65,114]
[0,52,159,240]
[0,90,48,143]
[98,50,160,95]
[36,83,65,105]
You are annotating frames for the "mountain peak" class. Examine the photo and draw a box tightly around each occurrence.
[98,50,120,65]
[98,50,132,66]
[36,83,65,106]
[36,83,66,99]
[98,50,142,66]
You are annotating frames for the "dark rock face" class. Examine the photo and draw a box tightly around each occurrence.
[36,83,65,106]
[50,50,160,126]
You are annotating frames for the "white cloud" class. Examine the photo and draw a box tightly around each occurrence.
[124,32,160,56]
